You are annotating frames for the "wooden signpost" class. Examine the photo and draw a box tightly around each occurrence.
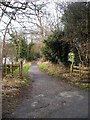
[19,58,23,79]
[68,52,75,75]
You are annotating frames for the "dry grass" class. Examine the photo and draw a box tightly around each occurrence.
[38,61,67,76]
[2,63,31,117]
[38,61,90,90]
[2,76,31,117]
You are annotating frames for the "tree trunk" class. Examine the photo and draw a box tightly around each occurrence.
[2,18,12,78]
[0,39,2,120]
[73,40,83,65]
[20,60,23,79]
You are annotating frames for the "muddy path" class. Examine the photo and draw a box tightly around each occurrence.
[7,63,88,118]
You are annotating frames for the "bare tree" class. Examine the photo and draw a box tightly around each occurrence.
[0,0,65,80]
[0,0,29,81]
[16,1,49,41]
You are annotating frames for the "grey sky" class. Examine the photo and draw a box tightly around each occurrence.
[0,0,88,41]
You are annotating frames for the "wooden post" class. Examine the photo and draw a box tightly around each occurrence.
[4,58,7,76]
[79,63,81,80]
[19,64,20,76]
[70,63,73,76]
[3,64,6,77]
[81,64,84,79]
[9,65,11,74]
[20,60,23,79]
[5,64,8,75]
[12,62,13,77]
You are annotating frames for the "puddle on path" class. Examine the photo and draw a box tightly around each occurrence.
[35,94,44,98]
[58,91,84,99]
[31,102,38,107]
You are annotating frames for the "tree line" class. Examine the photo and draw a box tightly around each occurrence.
[42,2,89,67]
[0,1,89,77]
[3,32,41,62]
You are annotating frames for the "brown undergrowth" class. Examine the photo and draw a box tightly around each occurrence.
[2,62,31,117]
[2,75,32,117]
[38,61,90,90]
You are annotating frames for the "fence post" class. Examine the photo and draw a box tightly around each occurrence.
[19,60,23,79]
[4,64,6,77]
[79,63,81,80]
[70,63,73,76]
[6,64,7,75]
[81,64,84,79]
[12,62,13,77]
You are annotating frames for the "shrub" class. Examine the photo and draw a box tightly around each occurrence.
[42,30,70,66]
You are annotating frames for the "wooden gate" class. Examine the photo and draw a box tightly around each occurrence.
[70,64,90,82]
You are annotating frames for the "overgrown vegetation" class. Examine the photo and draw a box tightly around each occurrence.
[42,2,89,67]
[14,63,31,77]
[40,2,90,89]
[38,61,90,89]
[42,30,70,66]
[7,33,41,62]
[2,63,31,116]
[61,2,89,66]
[1,1,90,118]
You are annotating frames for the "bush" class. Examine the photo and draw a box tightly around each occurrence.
[42,30,70,66]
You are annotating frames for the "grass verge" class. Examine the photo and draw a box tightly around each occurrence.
[2,62,31,117]
[38,61,90,90]
[14,62,31,77]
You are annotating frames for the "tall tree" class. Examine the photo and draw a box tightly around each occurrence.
[19,36,27,59]
[61,2,90,65]
[0,0,28,82]
[42,30,70,65]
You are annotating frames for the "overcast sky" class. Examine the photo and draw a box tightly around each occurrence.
[0,0,88,41]
[0,0,57,40]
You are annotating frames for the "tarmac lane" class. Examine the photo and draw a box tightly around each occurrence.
[7,64,88,118]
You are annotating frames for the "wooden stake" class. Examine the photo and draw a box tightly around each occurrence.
[20,60,23,79]
[70,63,73,76]
[12,62,13,77]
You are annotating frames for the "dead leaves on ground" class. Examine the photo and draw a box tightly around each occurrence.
[2,76,30,116]
[38,61,90,89]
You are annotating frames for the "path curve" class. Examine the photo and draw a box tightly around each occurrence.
[9,64,88,118]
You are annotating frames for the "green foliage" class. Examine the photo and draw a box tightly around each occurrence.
[9,32,40,61]
[61,2,89,42]
[19,37,27,59]
[38,62,90,90]
[38,62,66,77]
[14,63,31,76]
[41,2,89,66]
[23,63,31,76]
[38,63,47,71]
[61,2,90,65]
[42,30,70,65]
[26,42,34,61]
[26,42,41,61]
